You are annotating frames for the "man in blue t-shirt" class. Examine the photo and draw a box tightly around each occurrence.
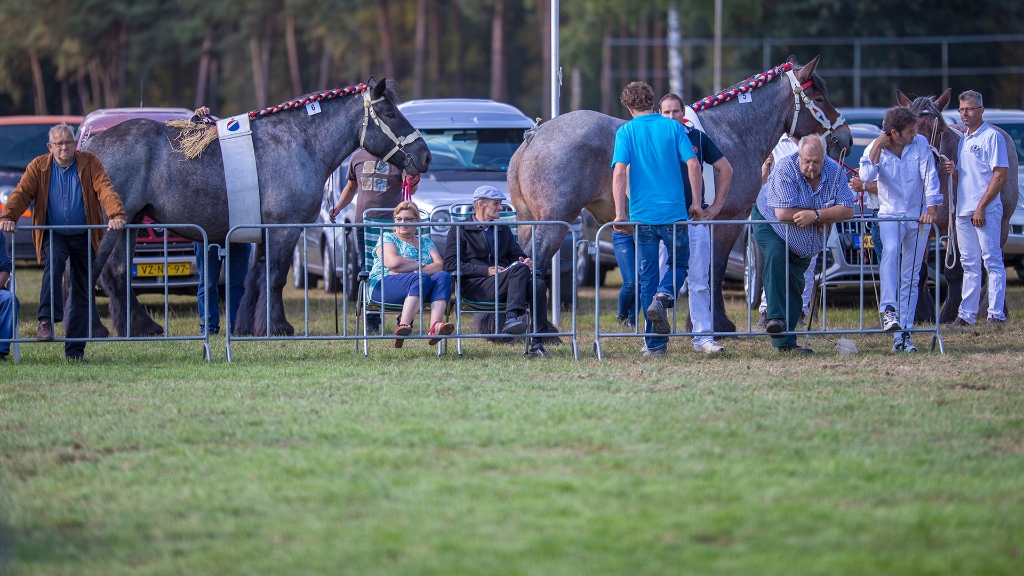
[611,81,702,357]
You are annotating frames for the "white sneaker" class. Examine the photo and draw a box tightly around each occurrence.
[695,340,726,355]
[882,307,900,332]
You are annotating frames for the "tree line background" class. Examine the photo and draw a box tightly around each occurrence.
[1,0,1022,120]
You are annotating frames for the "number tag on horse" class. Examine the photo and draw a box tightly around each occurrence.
[306,101,321,116]
[739,92,752,103]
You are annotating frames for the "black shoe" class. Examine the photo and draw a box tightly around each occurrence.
[0,352,8,362]
[776,345,813,355]
[754,311,767,328]
[950,317,972,327]
[502,313,527,335]
[65,355,87,363]
[37,318,54,341]
[524,341,551,358]
[646,295,671,334]
[765,318,786,334]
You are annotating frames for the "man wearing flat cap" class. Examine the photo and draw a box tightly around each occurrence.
[443,185,553,357]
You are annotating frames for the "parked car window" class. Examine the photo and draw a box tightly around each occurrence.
[998,123,1024,159]
[0,124,54,171]
[420,128,525,171]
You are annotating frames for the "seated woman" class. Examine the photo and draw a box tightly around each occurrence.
[368,201,454,347]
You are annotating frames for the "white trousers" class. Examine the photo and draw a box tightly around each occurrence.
[686,224,716,348]
[656,227,718,348]
[759,253,816,315]
[877,220,929,339]
[956,209,1006,322]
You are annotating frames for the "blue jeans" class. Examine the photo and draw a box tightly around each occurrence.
[370,271,452,305]
[0,289,17,355]
[195,242,251,334]
[638,224,689,351]
[612,231,637,322]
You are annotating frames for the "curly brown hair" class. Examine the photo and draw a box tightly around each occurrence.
[881,106,917,135]
[620,82,655,112]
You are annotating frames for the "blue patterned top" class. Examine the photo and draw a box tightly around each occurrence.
[367,231,438,291]
[756,153,854,258]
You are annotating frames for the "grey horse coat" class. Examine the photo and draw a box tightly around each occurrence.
[85,78,431,337]
[508,57,852,332]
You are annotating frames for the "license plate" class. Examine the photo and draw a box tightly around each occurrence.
[854,235,874,249]
[133,263,191,277]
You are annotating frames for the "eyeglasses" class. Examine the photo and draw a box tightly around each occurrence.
[958,106,981,113]
[49,140,76,148]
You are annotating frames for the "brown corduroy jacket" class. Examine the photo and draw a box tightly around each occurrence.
[0,151,126,263]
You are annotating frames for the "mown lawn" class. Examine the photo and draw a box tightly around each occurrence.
[1,266,1023,574]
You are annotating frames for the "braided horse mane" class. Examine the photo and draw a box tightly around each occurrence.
[168,78,403,159]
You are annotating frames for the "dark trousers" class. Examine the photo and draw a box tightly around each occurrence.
[461,264,550,329]
[38,233,91,357]
[752,206,811,348]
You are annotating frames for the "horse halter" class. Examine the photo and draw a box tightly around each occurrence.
[786,70,846,141]
[359,89,422,164]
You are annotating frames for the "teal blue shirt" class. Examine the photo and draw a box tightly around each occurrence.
[610,113,696,224]
[367,231,437,292]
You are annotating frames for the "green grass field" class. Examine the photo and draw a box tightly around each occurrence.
[2,266,1023,574]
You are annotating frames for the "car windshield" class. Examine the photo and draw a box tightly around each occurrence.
[994,122,1024,160]
[420,128,525,171]
[0,124,54,171]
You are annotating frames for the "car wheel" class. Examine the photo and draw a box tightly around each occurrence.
[744,232,764,310]
[343,228,361,302]
[1016,266,1024,283]
[292,245,306,289]
[322,242,339,293]
[576,242,595,287]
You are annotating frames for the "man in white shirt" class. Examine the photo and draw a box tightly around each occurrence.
[943,90,1009,326]
[859,107,941,352]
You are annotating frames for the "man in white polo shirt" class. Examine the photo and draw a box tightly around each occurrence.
[943,90,1009,326]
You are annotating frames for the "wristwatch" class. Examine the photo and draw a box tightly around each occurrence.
[813,210,820,223]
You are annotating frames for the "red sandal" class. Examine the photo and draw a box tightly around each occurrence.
[394,323,412,348]
[427,321,454,345]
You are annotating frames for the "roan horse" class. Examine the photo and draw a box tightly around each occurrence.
[896,88,1019,324]
[508,56,852,332]
[85,78,430,337]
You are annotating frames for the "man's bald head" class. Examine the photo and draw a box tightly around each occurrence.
[797,135,825,182]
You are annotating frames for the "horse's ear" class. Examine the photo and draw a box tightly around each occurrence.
[786,55,799,65]
[935,88,952,111]
[895,89,912,108]
[367,75,377,89]
[795,55,820,83]
[373,78,388,100]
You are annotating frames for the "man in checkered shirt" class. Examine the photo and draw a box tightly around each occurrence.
[752,135,855,354]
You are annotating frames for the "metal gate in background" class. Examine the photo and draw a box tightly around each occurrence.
[590,218,945,360]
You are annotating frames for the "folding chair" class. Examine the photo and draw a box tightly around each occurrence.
[356,208,450,356]
[448,203,535,356]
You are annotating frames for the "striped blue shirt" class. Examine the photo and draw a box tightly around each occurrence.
[45,158,87,235]
[756,153,854,258]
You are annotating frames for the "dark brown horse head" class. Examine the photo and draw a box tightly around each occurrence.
[896,88,956,161]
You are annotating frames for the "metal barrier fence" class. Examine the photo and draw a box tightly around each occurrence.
[223,219,579,361]
[2,223,211,362]
[591,217,945,360]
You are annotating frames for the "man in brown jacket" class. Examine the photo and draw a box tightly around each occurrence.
[0,123,126,360]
